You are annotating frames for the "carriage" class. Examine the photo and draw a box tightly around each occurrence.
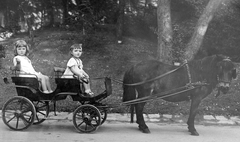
[1,66,112,133]
[1,55,237,135]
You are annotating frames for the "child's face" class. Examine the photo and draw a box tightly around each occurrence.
[16,46,27,56]
[71,48,82,58]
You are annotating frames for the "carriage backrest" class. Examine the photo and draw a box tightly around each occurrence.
[10,65,39,89]
[11,76,40,101]
[54,67,84,93]
[11,77,39,90]
[54,67,65,78]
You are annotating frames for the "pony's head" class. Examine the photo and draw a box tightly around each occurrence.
[216,56,237,94]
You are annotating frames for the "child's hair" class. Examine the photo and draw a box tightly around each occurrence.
[70,44,82,52]
[13,40,30,56]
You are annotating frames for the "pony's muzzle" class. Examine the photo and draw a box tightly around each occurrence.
[218,82,230,94]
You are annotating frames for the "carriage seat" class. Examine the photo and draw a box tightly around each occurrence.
[10,65,41,91]
[54,67,65,78]
[54,67,84,93]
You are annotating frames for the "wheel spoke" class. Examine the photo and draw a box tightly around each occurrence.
[35,115,40,121]
[16,117,19,129]
[77,121,84,128]
[37,111,46,116]
[4,110,16,114]
[75,115,83,119]
[6,115,16,123]
[22,113,32,118]
[33,101,49,125]
[20,115,30,126]
[88,123,94,129]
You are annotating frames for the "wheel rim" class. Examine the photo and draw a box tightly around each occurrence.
[73,104,101,133]
[2,96,36,131]
[33,101,49,125]
[98,108,107,125]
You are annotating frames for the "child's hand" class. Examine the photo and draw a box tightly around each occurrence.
[78,75,89,84]
[82,77,89,84]
[15,59,21,70]
[16,58,20,63]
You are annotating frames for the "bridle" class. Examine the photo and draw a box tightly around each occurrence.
[216,58,233,84]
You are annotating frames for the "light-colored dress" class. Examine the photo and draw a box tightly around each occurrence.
[13,55,41,78]
[62,57,83,78]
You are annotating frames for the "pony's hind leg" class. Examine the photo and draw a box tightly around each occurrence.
[135,102,150,133]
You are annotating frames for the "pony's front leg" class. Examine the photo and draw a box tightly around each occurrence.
[187,97,201,136]
[136,102,150,133]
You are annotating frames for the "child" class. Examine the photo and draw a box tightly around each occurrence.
[62,44,94,97]
[13,40,53,94]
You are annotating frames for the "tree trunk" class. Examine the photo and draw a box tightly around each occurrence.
[157,0,173,64]
[117,0,125,44]
[48,0,55,27]
[62,0,69,25]
[184,0,225,61]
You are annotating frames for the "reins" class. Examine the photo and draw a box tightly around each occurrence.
[118,60,195,87]
[123,62,189,86]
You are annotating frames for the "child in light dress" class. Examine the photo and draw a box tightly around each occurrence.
[62,44,94,97]
[13,40,53,94]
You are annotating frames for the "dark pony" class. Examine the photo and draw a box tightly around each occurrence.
[122,55,237,136]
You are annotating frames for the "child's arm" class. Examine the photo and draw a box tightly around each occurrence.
[69,65,84,78]
[69,66,89,83]
[82,70,89,78]
[13,57,19,66]
[13,57,21,70]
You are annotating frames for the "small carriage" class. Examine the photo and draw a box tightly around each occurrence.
[1,55,237,136]
[1,66,112,133]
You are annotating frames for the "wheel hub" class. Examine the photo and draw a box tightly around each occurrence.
[83,115,92,124]
[15,110,22,117]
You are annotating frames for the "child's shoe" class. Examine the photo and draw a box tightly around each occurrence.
[84,91,94,98]
[43,90,52,94]
[43,90,49,94]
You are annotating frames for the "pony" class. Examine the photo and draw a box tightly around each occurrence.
[122,55,237,136]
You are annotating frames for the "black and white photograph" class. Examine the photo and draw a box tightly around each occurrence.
[0,0,240,142]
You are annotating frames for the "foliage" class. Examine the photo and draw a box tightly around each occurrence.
[1,0,240,59]
[66,0,119,32]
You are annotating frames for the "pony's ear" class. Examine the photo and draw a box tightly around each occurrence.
[232,68,237,79]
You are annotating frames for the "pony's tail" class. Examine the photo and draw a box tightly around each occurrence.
[122,69,136,123]
[130,104,134,123]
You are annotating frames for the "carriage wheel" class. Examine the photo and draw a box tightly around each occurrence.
[98,108,107,125]
[32,101,50,125]
[2,96,36,131]
[72,104,101,133]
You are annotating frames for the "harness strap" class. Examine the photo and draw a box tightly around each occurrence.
[124,62,187,86]
[184,60,192,84]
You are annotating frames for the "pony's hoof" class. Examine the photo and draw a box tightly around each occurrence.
[190,131,199,136]
[139,127,150,133]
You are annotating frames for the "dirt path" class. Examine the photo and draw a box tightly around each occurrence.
[1,120,240,142]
